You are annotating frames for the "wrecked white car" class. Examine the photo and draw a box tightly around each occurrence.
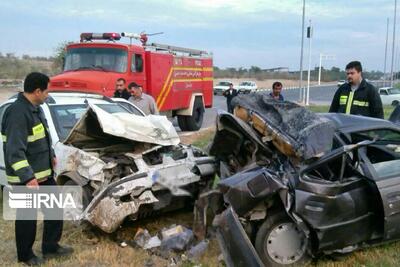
[0,92,215,233]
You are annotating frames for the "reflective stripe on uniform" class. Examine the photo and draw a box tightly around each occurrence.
[345,91,355,114]
[35,169,52,179]
[353,100,369,107]
[7,168,52,183]
[339,95,348,105]
[27,123,46,142]
[2,124,46,144]
[11,160,29,171]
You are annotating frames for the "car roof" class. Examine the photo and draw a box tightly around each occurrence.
[320,113,400,133]
[379,87,394,90]
[9,92,114,105]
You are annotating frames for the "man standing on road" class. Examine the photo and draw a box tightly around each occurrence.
[329,61,383,118]
[2,72,73,265]
[113,78,130,100]
[128,82,159,115]
[269,81,285,101]
[223,83,238,113]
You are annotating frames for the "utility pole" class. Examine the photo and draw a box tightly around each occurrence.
[318,53,322,85]
[384,18,389,86]
[299,0,306,103]
[306,20,312,106]
[391,0,397,87]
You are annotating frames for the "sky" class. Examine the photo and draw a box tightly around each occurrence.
[0,0,398,71]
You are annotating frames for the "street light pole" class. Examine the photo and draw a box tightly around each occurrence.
[384,17,389,86]
[306,20,312,106]
[299,0,306,103]
[390,0,397,87]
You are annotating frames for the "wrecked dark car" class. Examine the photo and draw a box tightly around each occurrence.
[196,94,400,266]
[55,104,215,233]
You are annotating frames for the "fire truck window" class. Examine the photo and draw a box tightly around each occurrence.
[131,54,143,72]
[64,47,128,73]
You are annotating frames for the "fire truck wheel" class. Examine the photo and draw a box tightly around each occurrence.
[178,97,204,131]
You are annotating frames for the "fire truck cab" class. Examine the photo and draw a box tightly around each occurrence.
[49,32,213,131]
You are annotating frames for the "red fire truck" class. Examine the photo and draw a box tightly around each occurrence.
[49,32,213,131]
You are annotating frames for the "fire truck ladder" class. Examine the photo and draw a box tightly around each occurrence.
[145,43,211,57]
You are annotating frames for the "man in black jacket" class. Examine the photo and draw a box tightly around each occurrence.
[113,78,130,100]
[223,83,239,113]
[329,61,383,119]
[2,72,73,265]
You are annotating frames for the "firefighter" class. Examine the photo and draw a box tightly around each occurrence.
[113,78,130,100]
[2,72,73,265]
[269,81,285,101]
[329,61,383,118]
[223,83,238,113]
[128,82,159,115]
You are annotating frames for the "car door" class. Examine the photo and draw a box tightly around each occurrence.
[354,128,400,240]
[0,102,13,186]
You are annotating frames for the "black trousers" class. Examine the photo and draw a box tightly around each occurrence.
[15,178,63,261]
[227,101,234,114]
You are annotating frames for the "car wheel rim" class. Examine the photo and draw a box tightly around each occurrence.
[264,222,308,265]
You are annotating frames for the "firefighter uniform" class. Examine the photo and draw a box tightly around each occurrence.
[1,92,63,262]
[329,79,384,119]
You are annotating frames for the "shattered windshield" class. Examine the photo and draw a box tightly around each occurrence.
[64,47,128,73]
[50,103,131,141]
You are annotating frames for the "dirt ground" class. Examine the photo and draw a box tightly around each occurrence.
[0,87,20,102]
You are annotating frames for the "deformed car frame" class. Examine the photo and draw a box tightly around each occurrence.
[55,104,216,233]
[195,94,400,266]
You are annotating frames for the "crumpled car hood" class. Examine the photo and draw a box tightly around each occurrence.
[231,94,335,160]
[64,103,180,146]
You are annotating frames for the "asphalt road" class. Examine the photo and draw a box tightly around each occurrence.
[177,80,389,131]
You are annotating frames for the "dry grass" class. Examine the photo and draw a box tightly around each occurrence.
[0,193,221,267]
[0,129,221,267]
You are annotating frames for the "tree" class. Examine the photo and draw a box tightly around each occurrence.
[53,41,72,73]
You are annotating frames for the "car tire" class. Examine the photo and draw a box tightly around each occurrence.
[177,97,204,131]
[392,100,399,106]
[64,179,92,210]
[255,211,310,267]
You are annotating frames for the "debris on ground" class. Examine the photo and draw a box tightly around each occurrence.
[160,225,194,252]
[127,224,211,264]
[144,236,162,250]
[134,228,152,248]
[187,239,209,260]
